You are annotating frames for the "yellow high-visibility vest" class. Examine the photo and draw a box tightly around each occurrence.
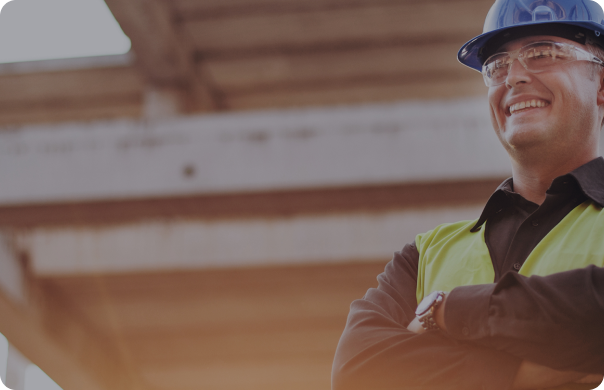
[416,200,604,301]
[415,200,604,390]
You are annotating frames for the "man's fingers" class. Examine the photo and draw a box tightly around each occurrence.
[406,317,425,334]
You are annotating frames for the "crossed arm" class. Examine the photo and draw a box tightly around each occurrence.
[332,243,604,390]
[407,283,603,388]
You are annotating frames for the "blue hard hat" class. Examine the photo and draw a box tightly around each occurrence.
[458,0,604,71]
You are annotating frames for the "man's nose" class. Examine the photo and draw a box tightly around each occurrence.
[505,58,532,88]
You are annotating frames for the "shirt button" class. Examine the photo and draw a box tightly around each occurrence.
[513,263,521,271]
[531,220,539,227]
[462,327,470,337]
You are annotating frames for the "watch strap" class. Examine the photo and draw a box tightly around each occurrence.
[417,291,446,330]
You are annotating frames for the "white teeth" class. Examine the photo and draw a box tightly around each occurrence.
[509,100,549,114]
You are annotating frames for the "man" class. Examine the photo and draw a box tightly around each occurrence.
[332,1,604,389]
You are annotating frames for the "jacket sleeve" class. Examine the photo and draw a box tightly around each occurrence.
[445,265,604,374]
[331,243,522,390]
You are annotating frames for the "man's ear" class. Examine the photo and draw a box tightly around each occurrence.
[598,70,604,129]
[597,69,604,107]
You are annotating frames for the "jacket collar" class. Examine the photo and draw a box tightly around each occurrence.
[470,157,604,232]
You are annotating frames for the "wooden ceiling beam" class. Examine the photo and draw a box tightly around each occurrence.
[104,0,222,111]
[224,73,485,110]
[205,42,474,90]
[0,67,143,125]
[173,0,483,19]
[183,1,490,52]
[0,67,142,103]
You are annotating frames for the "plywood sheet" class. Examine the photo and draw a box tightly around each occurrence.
[39,262,386,390]
[139,357,333,390]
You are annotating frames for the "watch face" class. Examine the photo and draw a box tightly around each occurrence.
[415,291,440,316]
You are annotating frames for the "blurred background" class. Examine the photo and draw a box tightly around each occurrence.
[0,0,566,388]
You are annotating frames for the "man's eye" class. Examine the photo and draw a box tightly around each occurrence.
[527,49,554,59]
[494,59,509,68]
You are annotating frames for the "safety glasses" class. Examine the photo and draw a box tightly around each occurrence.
[482,41,604,87]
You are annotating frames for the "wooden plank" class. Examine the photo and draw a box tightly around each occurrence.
[225,73,486,110]
[0,67,143,103]
[0,66,143,125]
[104,0,221,111]
[0,94,142,127]
[184,1,490,53]
[173,0,407,16]
[206,42,476,90]
[39,263,384,389]
[40,263,385,334]
[90,290,356,332]
[127,328,342,365]
[139,357,333,390]
[174,0,488,19]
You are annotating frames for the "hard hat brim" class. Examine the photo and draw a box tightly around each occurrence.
[458,21,604,72]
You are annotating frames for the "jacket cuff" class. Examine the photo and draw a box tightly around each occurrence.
[468,346,522,390]
[444,283,496,342]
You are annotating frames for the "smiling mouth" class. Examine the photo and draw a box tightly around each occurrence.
[508,99,550,115]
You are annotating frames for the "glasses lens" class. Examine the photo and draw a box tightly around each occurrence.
[482,42,581,87]
[483,53,511,86]
[522,42,574,70]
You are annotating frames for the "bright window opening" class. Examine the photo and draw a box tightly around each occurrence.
[0,0,131,64]
[23,365,63,390]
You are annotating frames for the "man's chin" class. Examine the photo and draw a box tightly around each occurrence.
[501,128,549,152]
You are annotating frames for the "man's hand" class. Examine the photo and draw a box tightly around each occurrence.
[407,295,604,389]
[407,316,425,334]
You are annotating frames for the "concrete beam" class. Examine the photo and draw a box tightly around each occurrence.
[0,98,513,206]
[15,205,483,276]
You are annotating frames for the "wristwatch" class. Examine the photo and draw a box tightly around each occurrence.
[415,291,446,330]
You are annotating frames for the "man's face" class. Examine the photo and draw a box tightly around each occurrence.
[487,35,603,160]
